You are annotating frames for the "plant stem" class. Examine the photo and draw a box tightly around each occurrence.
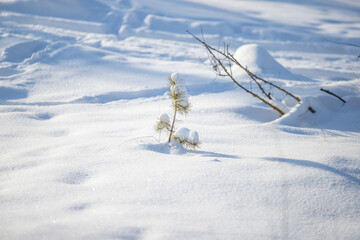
[168,107,177,143]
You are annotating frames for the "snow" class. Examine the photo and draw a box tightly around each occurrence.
[189,130,199,144]
[170,72,189,109]
[170,72,180,83]
[232,44,297,80]
[173,127,199,145]
[0,0,360,239]
[174,127,191,142]
[158,113,170,125]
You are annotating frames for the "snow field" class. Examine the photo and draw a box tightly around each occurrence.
[0,0,360,239]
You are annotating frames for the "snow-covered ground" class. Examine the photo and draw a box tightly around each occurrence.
[1,0,360,239]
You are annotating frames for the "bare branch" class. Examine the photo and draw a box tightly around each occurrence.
[320,88,346,104]
[188,30,301,104]
[227,52,301,103]
[188,30,285,116]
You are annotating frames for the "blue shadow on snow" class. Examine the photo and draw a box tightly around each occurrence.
[263,157,360,185]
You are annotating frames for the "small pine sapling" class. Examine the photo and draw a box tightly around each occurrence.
[155,73,200,149]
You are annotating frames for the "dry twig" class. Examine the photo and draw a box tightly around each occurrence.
[188,31,302,116]
[320,88,346,104]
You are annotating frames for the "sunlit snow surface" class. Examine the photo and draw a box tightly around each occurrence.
[0,0,360,239]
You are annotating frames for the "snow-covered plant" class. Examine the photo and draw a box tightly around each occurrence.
[155,73,200,149]
[172,128,200,150]
[155,113,171,133]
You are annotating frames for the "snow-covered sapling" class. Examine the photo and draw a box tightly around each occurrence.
[172,127,200,150]
[155,73,200,149]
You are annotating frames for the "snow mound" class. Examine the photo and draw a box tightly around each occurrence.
[276,95,360,132]
[232,44,296,80]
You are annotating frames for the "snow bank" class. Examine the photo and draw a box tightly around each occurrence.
[276,95,360,132]
[232,44,298,80]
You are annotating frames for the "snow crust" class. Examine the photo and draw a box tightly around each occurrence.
[0,0,360,239]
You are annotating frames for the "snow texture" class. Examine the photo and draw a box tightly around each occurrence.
[0,0,360,239]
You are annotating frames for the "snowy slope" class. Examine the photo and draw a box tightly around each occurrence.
[0,0,360,239]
